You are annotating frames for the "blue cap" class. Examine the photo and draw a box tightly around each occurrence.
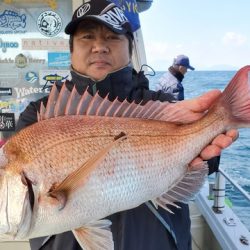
[173,55,195,70]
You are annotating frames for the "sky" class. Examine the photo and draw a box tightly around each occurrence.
[139,0,250,71]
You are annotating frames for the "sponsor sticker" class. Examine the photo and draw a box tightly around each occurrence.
[25,71,38,84]
[37,10,62,37]
[22,38,69,51]
[0,113,15,131]
[0,9,27,33]
[13,86,49,98]
[2,0,58,10]
[15,53,28,68]
[48,52,70,68]
[0,38,19,53]
[0,58,15,64]
[0,98,32,114]
[39,70,70,87]
[0,87,12,96]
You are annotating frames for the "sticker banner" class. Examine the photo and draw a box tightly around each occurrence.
[0,113,15,131]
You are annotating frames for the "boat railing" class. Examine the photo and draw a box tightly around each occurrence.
[194,169,250,249]
[211,169,250,213]
[219,168,250,201]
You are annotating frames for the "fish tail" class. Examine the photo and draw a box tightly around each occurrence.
[219,65,250,127]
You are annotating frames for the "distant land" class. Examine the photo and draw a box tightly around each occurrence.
[153,64,239,72]
[197,65,239,71]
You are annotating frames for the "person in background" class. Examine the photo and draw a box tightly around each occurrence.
[155,54,195,100]
[16,1,238,250]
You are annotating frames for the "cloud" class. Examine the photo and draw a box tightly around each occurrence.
[222,32,247,46]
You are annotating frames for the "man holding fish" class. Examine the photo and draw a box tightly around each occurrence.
[0,0,241,250]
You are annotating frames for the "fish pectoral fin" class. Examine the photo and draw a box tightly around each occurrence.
[156,162,208,213]
[72,219,114,250]
[48,133,127,210]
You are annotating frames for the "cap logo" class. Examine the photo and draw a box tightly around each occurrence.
[99,7,128,30]
[77,3,90,18]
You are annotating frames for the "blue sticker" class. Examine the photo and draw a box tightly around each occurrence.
[0,10,26,30]
[25,72,38,84]
[0,38,19,53]
[48,52,70,68]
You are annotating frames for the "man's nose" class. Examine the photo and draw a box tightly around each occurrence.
[92,39,109,53]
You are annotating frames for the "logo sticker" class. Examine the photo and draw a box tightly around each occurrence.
[48,52,70,68]
[0,87,12,96]
[0,10,26,30]
[37,11,62,37]
[15,53,27,68]
[22,38,69,51]
[13,87,49,98]
[25,72,38,84]
[39,70,70,87]
[0,38,19,53]
[0,113,15,131]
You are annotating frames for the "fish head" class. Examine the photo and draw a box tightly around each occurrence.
[0,147,33,240]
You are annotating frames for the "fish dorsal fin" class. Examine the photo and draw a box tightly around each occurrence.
[72,219,114,250]
[43,83,60,119]
[54,83,71,117]
[65,86,81,115]
[40,82,183,122]
[156,162,208,213]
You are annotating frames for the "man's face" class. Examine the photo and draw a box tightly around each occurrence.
[71,20,130,81]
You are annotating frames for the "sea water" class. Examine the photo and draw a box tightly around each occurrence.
[147,70,250,230]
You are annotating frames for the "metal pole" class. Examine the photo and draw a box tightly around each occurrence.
[213,171,225,213]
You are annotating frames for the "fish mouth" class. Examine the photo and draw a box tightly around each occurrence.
[0,173,34,240]
[15,173,35,239]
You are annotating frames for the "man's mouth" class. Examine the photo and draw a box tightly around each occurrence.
[90,58,111,67]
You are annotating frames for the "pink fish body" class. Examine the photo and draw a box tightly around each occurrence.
[0,66,250,249]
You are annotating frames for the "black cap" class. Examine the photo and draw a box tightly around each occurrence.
[65,0,134,39]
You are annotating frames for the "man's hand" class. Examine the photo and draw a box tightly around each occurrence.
[164,90,222,124]
[189,129,239,169]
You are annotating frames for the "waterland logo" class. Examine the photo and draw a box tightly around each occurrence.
[37,10,62,37]
[0,10,26,34]
[0,38,19,53]
[14,87,50,98]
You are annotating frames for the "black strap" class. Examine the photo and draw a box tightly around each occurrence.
[146,201,178,246]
